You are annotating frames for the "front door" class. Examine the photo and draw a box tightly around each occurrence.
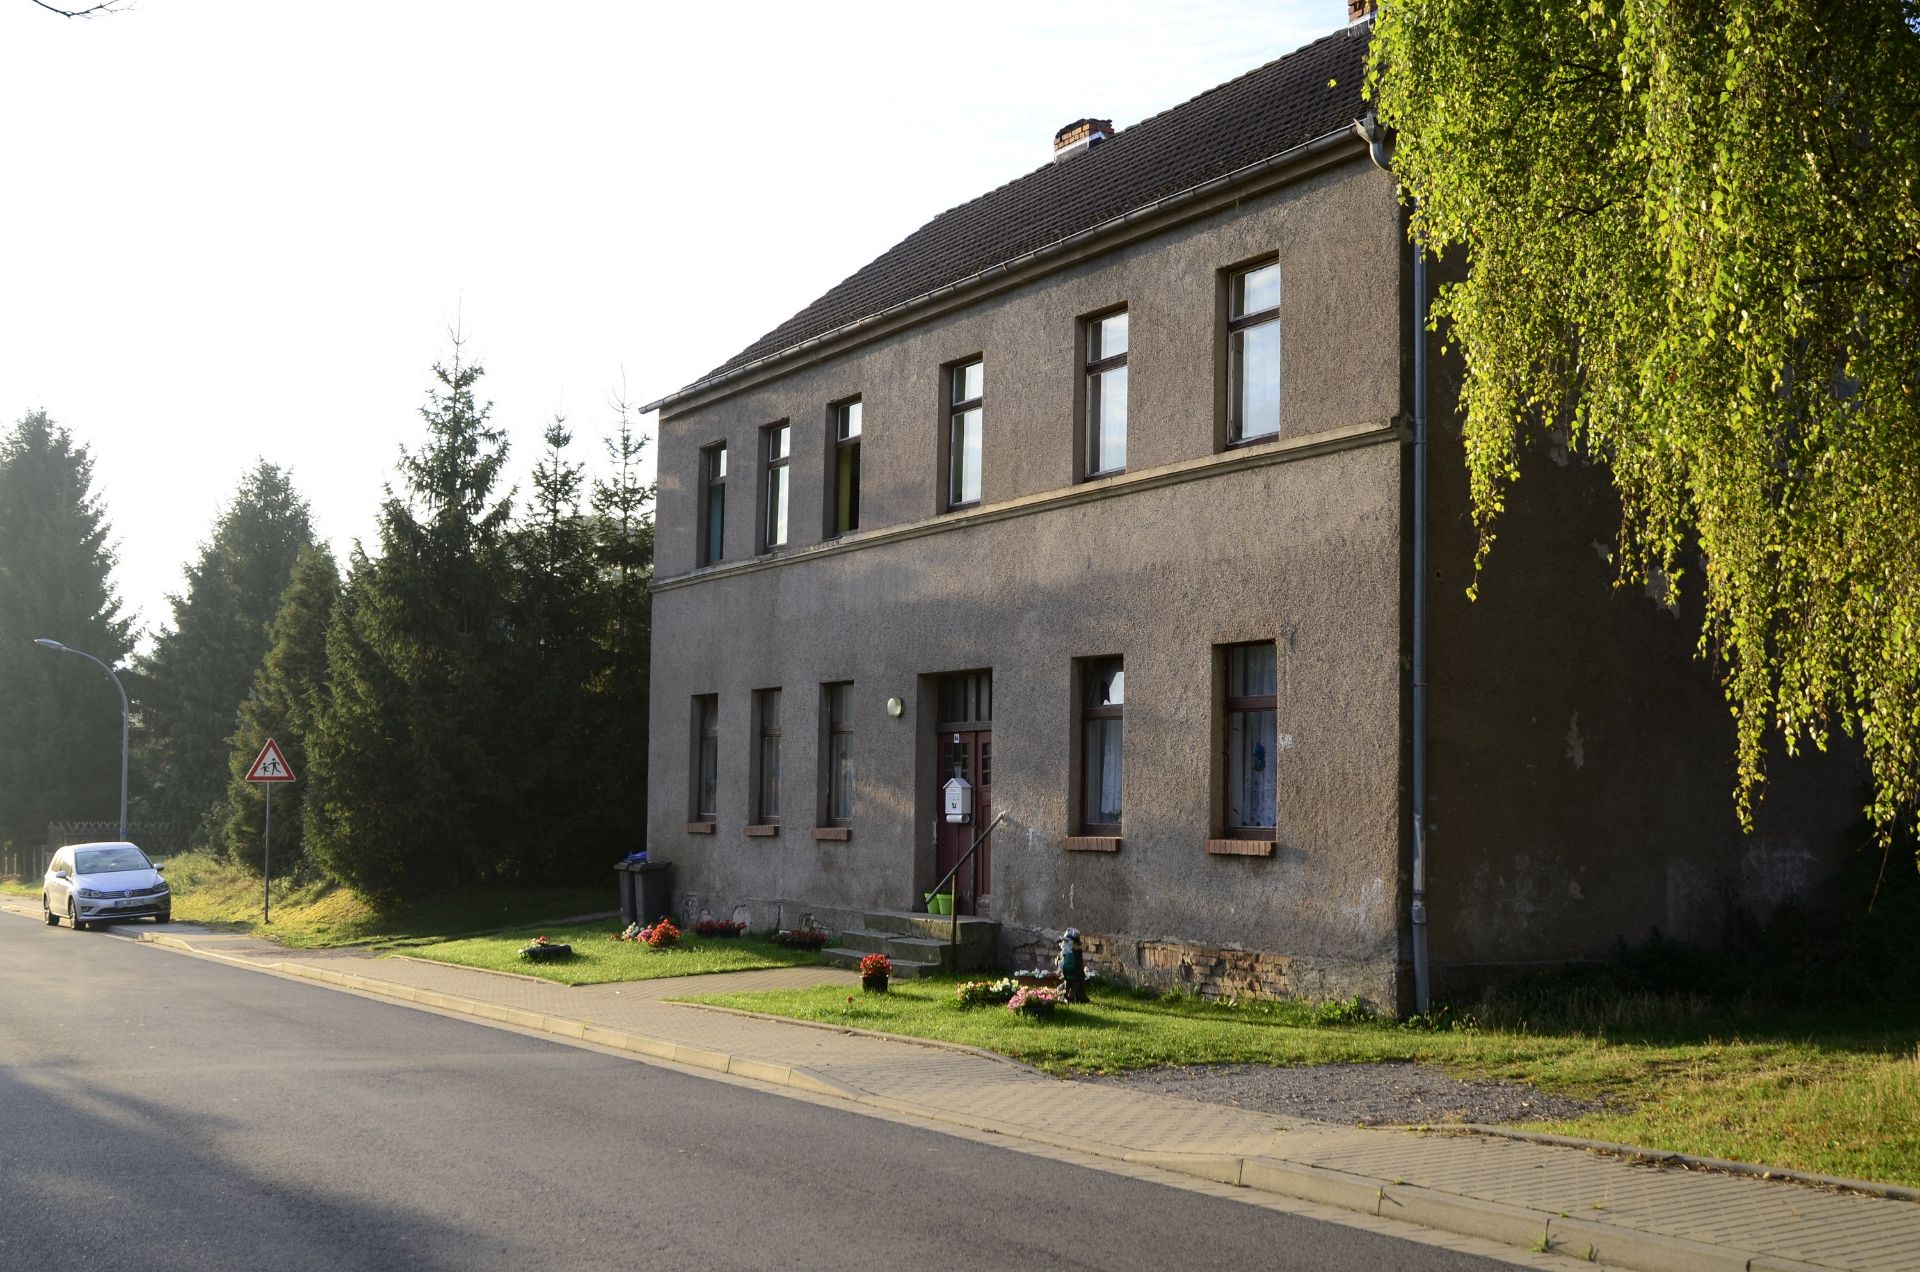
[934,671,992,915]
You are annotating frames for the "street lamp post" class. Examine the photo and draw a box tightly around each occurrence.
[33,638,131,841]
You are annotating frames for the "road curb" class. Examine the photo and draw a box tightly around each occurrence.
[69,917,1890,1272]
[1450,1125,1920,1204]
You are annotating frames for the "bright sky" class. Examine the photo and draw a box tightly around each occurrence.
[1,0,1338,643]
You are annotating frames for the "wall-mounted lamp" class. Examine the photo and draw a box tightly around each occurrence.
[885,696,904,718]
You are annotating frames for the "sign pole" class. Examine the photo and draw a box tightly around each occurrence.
[244,737,295,925]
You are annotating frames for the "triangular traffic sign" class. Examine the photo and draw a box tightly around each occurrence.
[245,738,297,783]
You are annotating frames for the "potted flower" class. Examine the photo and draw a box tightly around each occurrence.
[1007,985,1063,1019]
[859,952,893,993]
[519,934,574,962]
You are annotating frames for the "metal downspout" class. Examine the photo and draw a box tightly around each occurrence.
[1356,116,1430,1016]
[1410,229,1430,1017]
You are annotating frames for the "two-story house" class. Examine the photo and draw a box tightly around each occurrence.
[642,19,1857,1011]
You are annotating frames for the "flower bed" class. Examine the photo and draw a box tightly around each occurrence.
[772,926,832,951]
[693,918,746,938]
[954,977,1021,1008]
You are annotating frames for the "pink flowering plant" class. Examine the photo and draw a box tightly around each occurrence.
[1007,985,1064,1018]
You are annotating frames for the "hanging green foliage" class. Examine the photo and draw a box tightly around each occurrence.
[1369,1,1920,853]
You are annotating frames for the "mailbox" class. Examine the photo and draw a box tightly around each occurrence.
[943,775,973,824]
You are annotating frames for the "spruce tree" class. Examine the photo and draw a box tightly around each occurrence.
[305,348,520,899]
[138,462,312,846]
[0,410,135,853]
[585,397,655,846]
[506,414,600,872]
[221,543,339,873]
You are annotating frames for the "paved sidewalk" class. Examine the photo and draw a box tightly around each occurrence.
[12,904,1918,1272]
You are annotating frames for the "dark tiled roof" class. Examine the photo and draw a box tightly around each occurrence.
[693,24,1371,391]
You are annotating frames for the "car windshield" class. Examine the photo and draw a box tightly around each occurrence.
[74,847,150,874]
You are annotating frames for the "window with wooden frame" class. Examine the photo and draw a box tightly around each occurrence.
[1227,261,1281,444]
[1084,310,1129,477]
[752,688,782,828]
[761,422,790,551]
[822,681,854,826]
[699,444,726,566]
[1080,658,1124,834]
[691,694,718,823]
[1221,642,1278,835]
[948,358,984,509]
[828,399,862,536]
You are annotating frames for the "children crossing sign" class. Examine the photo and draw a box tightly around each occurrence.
[244,738,294,923]
[245,738,296,783]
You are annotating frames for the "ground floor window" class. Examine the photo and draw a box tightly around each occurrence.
[824,681,853,824]
[754,688,781,824]
[1080,657,1123,833]
[1222,642,1277,835]
[692,694,718,821]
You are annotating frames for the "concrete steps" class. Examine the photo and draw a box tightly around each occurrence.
[822,909,999,978]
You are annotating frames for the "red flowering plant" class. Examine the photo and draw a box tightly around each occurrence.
[638,917,681,948]
[858,953,892,977]
[772,926,831,951]
[692,918,746,938]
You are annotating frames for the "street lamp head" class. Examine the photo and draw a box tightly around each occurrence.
[33,638,67,651]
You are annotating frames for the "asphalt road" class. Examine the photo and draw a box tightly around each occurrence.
[0,916,1523,1271]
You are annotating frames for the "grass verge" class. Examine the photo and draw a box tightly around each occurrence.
[683,977,1920,1187]
[158,852,616,949]
[0,878,38,896]
[402,919,824,986]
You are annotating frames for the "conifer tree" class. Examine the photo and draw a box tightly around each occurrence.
[505,414,600,871]
[305,346,520,899]
[585,396,655,843]
[221,543,339,873]
[0,411,134,853]
[137,462,312,845]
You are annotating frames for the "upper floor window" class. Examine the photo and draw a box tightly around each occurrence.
[762,423,790,550]
[1222,642,1277,835]
[1080,657,1124,833]
[830,400,861,536]
[699,443,727,566]
[1228,262,1280,443]
[823,681,854,825]
[948,358,984,509]
[692,694,719,821]
[1085,310,1128,476]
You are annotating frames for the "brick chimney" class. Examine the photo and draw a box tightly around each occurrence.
[1052,117,1114,164]
[1348,0,1377,21]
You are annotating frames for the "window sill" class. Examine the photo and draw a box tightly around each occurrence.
[745,824,780,838]
[812,827,851,842]
[945,500,982,514]
[1206,837,1275,857]
[1065,836,1121,853]
[1225,431,1281,451]
[686,821,715,835]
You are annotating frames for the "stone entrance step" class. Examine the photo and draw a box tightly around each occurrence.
[821,909,1000,977]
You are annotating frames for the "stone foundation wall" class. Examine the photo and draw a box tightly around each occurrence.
[1005,925,1399,1009]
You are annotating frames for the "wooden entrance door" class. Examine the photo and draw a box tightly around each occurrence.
[934,671,992,915]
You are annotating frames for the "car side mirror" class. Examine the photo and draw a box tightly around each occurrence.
[52,868,68,879]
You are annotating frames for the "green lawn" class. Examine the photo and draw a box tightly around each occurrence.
[0,878,37,896]
[684,978,1920,1188]
[404,919,826,986]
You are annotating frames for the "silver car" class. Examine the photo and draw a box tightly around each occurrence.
[42,841,172,929]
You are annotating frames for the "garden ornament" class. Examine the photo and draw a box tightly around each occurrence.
[1056,928,1088,1002]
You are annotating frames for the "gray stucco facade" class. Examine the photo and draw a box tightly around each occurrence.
[646,51,1861,1009]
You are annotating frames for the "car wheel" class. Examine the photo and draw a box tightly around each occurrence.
[43,896,58,926]
[153,911,170,924]
[68,900,87,932]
